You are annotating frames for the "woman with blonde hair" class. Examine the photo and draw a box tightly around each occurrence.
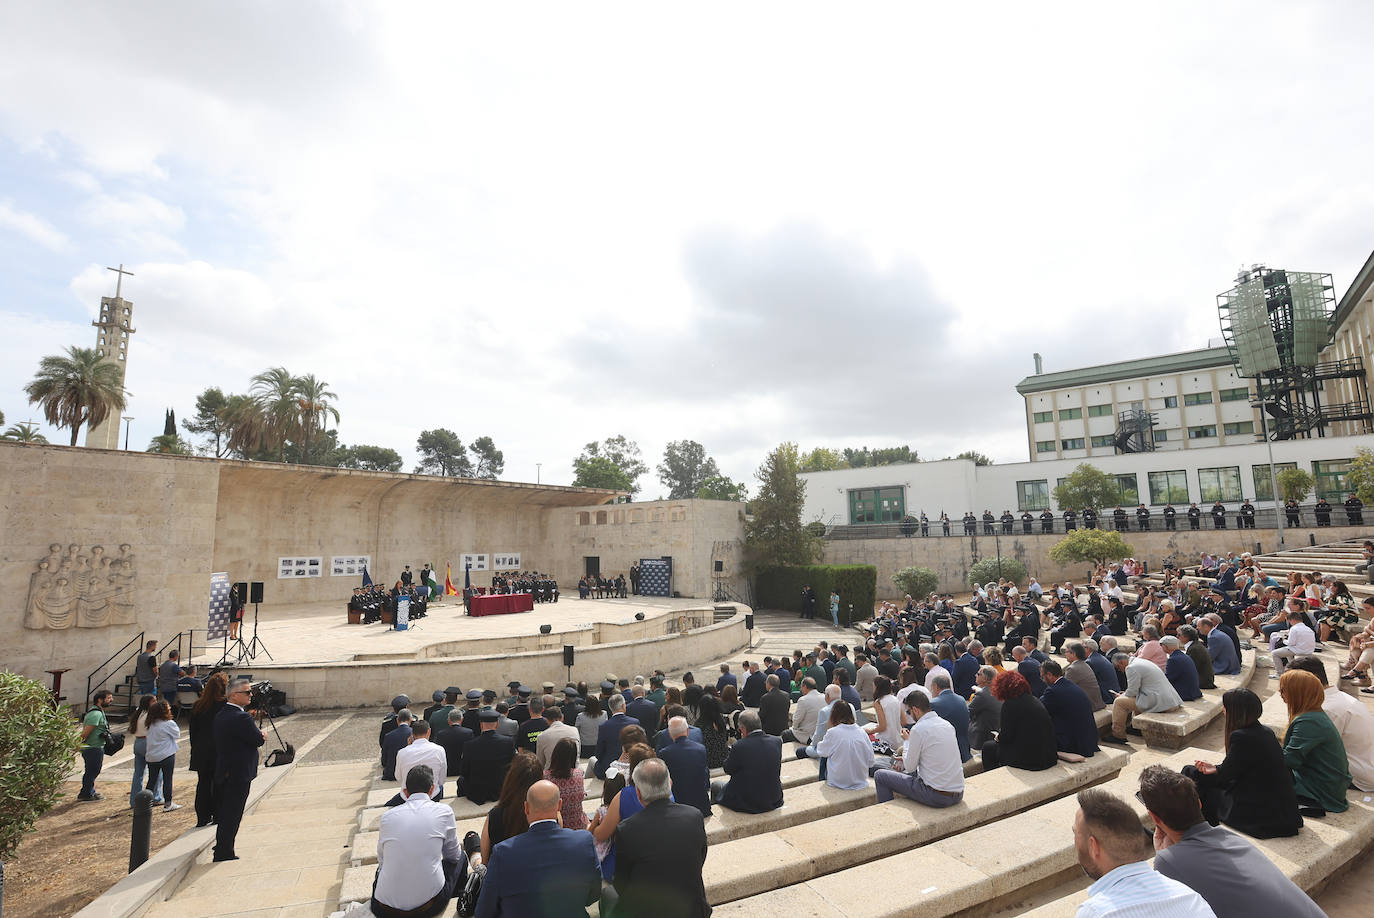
[1279,669,1352,817]
[982,647,1008,671]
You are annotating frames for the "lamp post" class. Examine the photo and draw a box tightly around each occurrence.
[122,416,133,450]
[1255,393,1287,550]
[536,462,542,485]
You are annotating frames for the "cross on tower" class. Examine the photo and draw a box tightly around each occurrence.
[106,263,135,299]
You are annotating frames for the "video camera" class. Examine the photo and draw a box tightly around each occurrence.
[249,680,275,712]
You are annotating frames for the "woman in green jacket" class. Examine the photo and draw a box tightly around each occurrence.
[1279,669,1352,816]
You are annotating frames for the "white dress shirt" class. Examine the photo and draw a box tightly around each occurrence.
[375,793,461,910]
[1324,686,1374,792]
[1283,621,1316,656]
[902,710,964,793]
[394,737,448,793]
[814,722,874,790]
[1075,860,1216,917]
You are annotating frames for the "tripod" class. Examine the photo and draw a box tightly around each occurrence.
[243,602,273,662]
[254,702,295,765]
[216,627,249,667]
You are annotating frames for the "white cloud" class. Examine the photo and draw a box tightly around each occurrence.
[0,201,69,252]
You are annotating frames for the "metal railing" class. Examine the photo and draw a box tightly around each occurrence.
[85,630,144,714]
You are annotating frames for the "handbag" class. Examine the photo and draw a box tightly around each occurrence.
[103,730,126,756]
[455,862,485,917]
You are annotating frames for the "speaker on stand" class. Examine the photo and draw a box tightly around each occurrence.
[745,612,755,650]
[563,644,575,685]
[244,581,272,662]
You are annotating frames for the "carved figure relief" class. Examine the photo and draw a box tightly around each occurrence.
[24,543,138,630]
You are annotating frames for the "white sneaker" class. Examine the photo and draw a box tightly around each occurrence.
[163,802,182,812]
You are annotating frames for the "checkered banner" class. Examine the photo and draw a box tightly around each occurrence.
[639,558,672,597]
[207,571,231,641]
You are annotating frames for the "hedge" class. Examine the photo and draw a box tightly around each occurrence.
[754,564,878,625]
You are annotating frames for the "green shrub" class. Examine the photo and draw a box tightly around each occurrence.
[967,556,1028,589]
[0,672,81,859]
[893,566,939,600]
[754,564,878,625]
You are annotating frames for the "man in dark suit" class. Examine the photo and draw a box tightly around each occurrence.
[739,662,766,707]
[1038,661,1098,758]
[1161,636,1203,701]
[1013,646,1047,696]
[656,716,711,817]
[625,686,659,741]
[213,677,266,862]
[611,759,710,918]
[757,675,791,736]
[433,709,473,777]
[715,663,738,693]
[593,696,636,780]
[381,711,414,781]
[952,644,981,698]
[710,711,783,813]
[457,711,515,804]
[475,780,600,918]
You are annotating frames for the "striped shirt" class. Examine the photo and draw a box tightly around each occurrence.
[1076,861,1217,918]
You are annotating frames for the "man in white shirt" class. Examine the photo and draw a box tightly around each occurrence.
[873,692,964,808]
[533,703,580,770]
[782,677,825,746]
[1270,607,1316,676]
[373,764,466,918]
[387,720,449,805]
[1289,658,1374,792]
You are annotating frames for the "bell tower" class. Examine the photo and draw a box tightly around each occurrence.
[84,264,136,449]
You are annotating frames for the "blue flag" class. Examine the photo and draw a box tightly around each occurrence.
[362,565,373,587]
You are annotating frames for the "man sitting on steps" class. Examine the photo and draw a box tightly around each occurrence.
[372,764,467,918]
[710,711,783,814]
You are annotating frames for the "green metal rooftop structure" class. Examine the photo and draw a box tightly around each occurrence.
[1014,347,1235,395]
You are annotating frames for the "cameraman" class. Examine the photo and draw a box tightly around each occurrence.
[212,677,266,862]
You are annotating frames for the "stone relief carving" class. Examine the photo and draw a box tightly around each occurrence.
[24,543,138,630]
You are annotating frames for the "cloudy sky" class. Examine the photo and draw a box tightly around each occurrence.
[3,1,1373,494]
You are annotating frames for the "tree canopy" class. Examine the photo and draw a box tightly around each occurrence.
[1051,463,1120,511]
[24,346,127,446]
[469,436,504,479]
[696,474,748,502]
[571,455,634,491]
[745,442,822,568]
[657,439,720,499]
[1346,448,1374,506]
[415,428,472,477]
[335,443,404,472]
[574,435,647,494]
[952,450,993,466]
[147,433,193,455]
[182,387,231,457]
[1276,467,1314,502]
[2,421,47,443]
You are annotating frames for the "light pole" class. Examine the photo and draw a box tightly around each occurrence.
[1255,392,1286,549]
[536,462,542,485]
[122,416,134,450]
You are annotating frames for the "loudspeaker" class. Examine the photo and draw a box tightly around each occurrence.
[250,581,264,604]
[563,644,575,667]
[634,612,645,621]
[234,581,248,604]
[745,613,755,630]
[713,560,724,573]
[539,624,552,635]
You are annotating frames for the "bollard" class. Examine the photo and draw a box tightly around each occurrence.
[130,789,154,873]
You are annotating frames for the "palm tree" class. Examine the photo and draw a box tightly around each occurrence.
[2,421,48,443]
[250,367,299,461]
[146,433,192,455]
[24,346,127,446]
[293,374,339,464]
[222,393,268,458]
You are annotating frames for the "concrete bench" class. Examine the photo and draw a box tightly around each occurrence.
[702,745,1129,905]
[1129,648,1256,748]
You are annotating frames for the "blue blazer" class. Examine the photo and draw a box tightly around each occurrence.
[1018,658,1047,697]
[1207,629,1242,675]
[718,731,783,814]
[658,736,712,816]
[1040,678,1098,757]
[930,691,972,762]
[475,820,600,918]
[1165,650,1203,701]
[654,725,702,752]
[715,672,738,693]
[626,698,660,738]
[594,713,635,779]
[212,704,265,784]
[1085,652,1119,704]
[952,654,980,698]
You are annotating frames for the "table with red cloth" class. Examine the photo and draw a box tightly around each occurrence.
[469,592,535,616]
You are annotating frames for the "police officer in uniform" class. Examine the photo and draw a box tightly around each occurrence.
[919,512,929,537]
[1063,508,1077,531]
[1285,498,1301,527]
[1021,510,1034,534]
[1083,506,1098,530]
[1040,508,1055,533]
[1187,502,1201,530]
[1135,503,1151,531]
[964,512,977,535]
[982,510,995,535]
[1163,503,1177,530]
[1315,497,1332,526]
[1346,493,1364,525]
[1113,505,1128,531]
[1211,501,1227,529]
[941,513,951,536]
[1239,500,1256,529]
[1001,510,1015,534]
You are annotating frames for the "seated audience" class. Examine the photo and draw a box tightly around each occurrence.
[592,694,636,780]
[875,691,964,807]
[372,764,467,918]
[609,758,710,918]
[927,671,972,762]
[543,737,587,830]
[434,708,473,778]
[1039,660,1098,758]
[1287,658,1374,792]
[1161,636,1203,701]
[1278,669,1352,817]
[1271,606,1317,677]
[757,674,791,736]
[381,710,414,781]
[710,711,783,813]
[535,700,581,770]
[812,700,874,790]
[1201,615,1242,676]
[457,710,516,805]
[1011,645,1047,697]
[658,715,711,816]
[1138,765,1324,918]
[386,719,448,805]
[480,751,543,863]
[576,696,606,758]
[695,694,731,768]
[1105,652,1182,744]
[981,671,1058,772]
[474,779,600,917]
[1133,624,1168,670]
[589,742,659,881]
[1063,642,1106,712]
[782,677,823,746]
[864,676,904,752]
[1183,688,1301,838]
[966,666,1003,750]
[1179,626,1215,690]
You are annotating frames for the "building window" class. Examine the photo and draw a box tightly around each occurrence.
[577,512,591,526]
[849,487,905,524]
[1183,392,1213,406]
[1059,407,1082,421]
[1114,474,1140,505]
[1222,421,1254,436]
[1153,429,1169,443]
[1148,470,1189,505]
[596,510,608,524]
[1219,386,1250,402]
[1017,480,1050,511]
[1188,425,1217,439]
[1160,396,1178,408]
[1087,404,1113,417]
[1036,440,1056,454]
[1090,435,1115,448]
[1199,467,1243,503]
[1061,438,1085,450]
[1252,463,1298,502]
[1032,411,1053,424]
[1314,459,1354,501]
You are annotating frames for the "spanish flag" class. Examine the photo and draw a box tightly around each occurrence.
[444,563,459,596]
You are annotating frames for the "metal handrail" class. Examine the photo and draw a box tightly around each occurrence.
[85,630,144,712]
[81,629,211,714]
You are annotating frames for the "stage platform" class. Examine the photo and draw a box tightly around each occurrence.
[192,594,720,668]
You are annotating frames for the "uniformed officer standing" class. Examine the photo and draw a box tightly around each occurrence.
[1021,510,1034,534]
[1285,499,1301,527]
[982,510,995,535]
[1163,503,1177,530]
[1136,503,1151,531]
[1113,506,1128,531]
[1346,493,1364,525]
[1211,501,1227,529]
[1239,500,1256,529]
[1187,503,1201,530]
[1063,508,1077,531]
[963,512,976,535]
[941,513,951,536]
[1001,510,1015,534]
[1083,507,1098,530]
[1040,509,1055,533]
[1315,498,1332,526]
[919,512,929,537]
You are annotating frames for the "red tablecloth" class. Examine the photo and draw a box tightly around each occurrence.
[470,593,535,616]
